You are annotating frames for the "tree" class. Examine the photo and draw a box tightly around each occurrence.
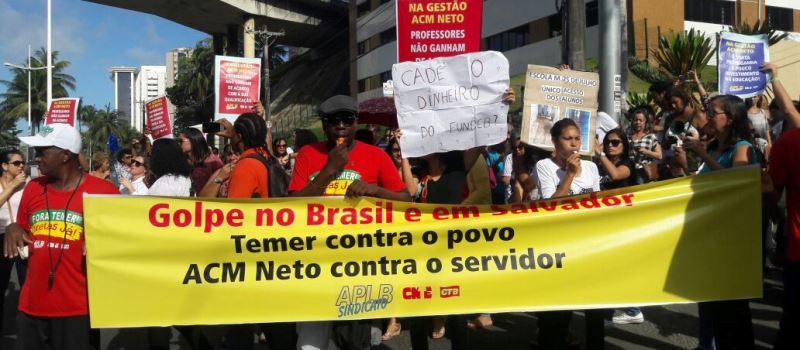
[166,39,214,132]
[80,104,136,156]
[0,48,76,132]
[0,114,21,147]
[729,20,789,46]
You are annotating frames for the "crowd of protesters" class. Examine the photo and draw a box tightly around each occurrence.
[0,60,796,350]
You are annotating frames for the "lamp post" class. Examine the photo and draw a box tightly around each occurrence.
[4,46,53,160]
[47,0,52,106]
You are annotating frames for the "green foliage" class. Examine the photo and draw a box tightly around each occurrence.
[0,48,76,132]
[80,104,137,156]
[728,20,789,46]
[628,57,667,84]
[626,92,654,113]
[652,28,715,82]
[166,38,214,132]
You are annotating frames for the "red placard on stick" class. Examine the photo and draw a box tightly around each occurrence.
[214,55,261,121]
[45,98,79,126]
[145,96,173,139]
[396,0,483,63]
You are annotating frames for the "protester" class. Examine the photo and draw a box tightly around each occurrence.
[509,140,542,203]
[110,148,133,186]
[536,118,601,349]
[215,110,296,349]
[273,137,294,175]
[119,155,150,195]
[627,108,662,184]
[148,139,193,197]
[4,124,118,349]
[89,152,111,181]
[0,149,28,335]
[648,81,673,133]
[746,95,771,157]
[290,95,410,350]
[683,94,757,349]
[595,129,636,189]
[223,143,241,165]
[760,62,800,349]
[385,133,418,198]
[179,128,223,195]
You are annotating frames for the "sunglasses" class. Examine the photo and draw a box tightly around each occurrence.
[130,160,144,167]
[6,160,25,167]
[605,139,622,147]
[324,114,356,126]
[276,143,287,147]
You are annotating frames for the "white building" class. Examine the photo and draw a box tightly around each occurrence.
[132,66,167,132]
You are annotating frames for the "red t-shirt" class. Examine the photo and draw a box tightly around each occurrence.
[16,174,119,317]
[289,141,405,196]
[770,128,800,262]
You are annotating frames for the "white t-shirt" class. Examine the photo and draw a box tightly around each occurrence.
[0,179,27,234]
[120,177,149,195]
[536,158,600,199]
[147,175,192,197]
[502,154,513,178]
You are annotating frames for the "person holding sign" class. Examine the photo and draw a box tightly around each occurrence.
[290,95,410,350]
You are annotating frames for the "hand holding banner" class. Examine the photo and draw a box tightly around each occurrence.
[718,32,770,98]
[392,51,509,158]
[214,56,261,121]
[521,65,599,155]
[145,96,173,139]
[45,98,80,126]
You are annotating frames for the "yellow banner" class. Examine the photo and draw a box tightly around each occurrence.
[85,166,761,328]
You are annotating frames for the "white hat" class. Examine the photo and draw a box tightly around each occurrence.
[19,124,82,154]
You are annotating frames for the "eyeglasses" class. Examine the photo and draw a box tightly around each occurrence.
[605,139,622,147]
[130,160,144,167]
[6,160,25,167]
[276,143,287,147]
[323,113,356,126]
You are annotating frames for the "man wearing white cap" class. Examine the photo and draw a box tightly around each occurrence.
[3,124,118,349]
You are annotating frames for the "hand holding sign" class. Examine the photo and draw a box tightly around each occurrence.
[392,51,509,158]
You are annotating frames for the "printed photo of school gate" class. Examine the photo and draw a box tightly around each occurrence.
[1,0,800,349]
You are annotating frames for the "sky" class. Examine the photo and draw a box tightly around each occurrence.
[0,0,207,111]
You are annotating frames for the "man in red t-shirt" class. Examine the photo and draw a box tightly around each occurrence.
[290,95,410,350]
[770,127,800,350]
[4,124,118,349]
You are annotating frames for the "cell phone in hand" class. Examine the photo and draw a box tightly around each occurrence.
[202,122,222,133]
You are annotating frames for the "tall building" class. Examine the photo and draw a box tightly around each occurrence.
[166,47,193,88]
[351,0,800,101]
[133,66,167,132]
[110,67,137,126]
[165,48,193,117]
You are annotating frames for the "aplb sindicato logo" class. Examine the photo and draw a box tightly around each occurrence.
[336,284,393,318]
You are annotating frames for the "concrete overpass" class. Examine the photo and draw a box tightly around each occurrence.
[84,0,348,50]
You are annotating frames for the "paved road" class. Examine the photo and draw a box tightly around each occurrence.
[1,268,784,349]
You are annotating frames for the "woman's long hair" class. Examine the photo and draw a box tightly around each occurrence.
[603,128,631,164]
[0,149,23,176]
[150,139,193,180]
[182,128,211,166]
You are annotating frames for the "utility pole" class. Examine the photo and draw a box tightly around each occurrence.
[253,26,285,121]
[567,0,586,70]
[599,0,622,122]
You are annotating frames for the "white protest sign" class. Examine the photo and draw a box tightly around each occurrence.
[392,51,509,158]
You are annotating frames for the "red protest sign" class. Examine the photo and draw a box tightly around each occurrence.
[45,98,79,126]
[145,96,172,139]
[214,56,261,120]
[396,0,482,63]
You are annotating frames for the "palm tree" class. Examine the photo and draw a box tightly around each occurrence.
[0,114,21,147]
[80,104,132,156]
[0,48,76,132]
